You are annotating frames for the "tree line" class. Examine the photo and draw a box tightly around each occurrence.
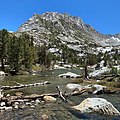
[0,29,119,74]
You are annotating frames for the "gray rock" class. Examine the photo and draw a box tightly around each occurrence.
[0,102,5,107]
[59,72,80,78]
[0,71,5,76]
[92,84,106,94]
[43,96,56,102]
[41,114,49,120]
[35,99,40,104]
[66,83,82,90]
[72,98,120,115]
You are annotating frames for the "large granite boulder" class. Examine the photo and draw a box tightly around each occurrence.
[72,98,120,115]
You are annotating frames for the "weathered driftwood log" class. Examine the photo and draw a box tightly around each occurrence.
[1,81,50,90]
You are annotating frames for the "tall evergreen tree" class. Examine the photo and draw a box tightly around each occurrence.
[7,36,20,71]
[37,43,52,68]
[0,29,9,70]
[19,33,35,69]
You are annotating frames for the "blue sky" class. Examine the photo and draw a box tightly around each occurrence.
[0,0,120,34]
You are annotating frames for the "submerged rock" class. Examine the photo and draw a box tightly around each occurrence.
[72,98,120,115]
[43,96,56,102]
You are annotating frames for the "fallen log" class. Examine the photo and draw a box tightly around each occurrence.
[1,81,50,90]
[0,88,89,111]
[1,89,86,104]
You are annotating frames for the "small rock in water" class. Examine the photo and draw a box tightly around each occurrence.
[6,94,10,97]
[31,100,35,103]
[41,114,49,120]
[92,84,106,94]
[35,99,40,104]
[0,102,5,107]
[15,92,23,96]
[14,102,19,105]
[44,81,50,84]
[0,71,5,76]
[14,105,19,109]
[26,102,32,106]
[30,105,35,108]
[43,96,56,102]
[13,102,19,109]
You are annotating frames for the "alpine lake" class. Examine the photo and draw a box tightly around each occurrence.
[0,68,120,120]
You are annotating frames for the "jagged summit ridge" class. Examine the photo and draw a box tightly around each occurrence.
[18,12,85,33]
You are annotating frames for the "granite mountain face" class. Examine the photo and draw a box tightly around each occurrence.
[17,12,120,56]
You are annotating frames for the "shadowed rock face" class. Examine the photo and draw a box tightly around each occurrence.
[72,98,120,115]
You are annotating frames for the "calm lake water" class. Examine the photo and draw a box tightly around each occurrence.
[0,69,120,120]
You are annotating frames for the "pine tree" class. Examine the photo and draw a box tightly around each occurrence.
[7,36,20,72]
[37,43,47,66]
[0,29,9,70]
[37,43,52,68]
[19,33,35,69]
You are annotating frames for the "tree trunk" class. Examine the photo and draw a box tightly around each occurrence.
[84,59,88,79]
[1,58,4,71]
[84,65,88,79]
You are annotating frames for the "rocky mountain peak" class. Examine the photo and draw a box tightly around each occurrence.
[18,12,86,33]
[17,12,120,48]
